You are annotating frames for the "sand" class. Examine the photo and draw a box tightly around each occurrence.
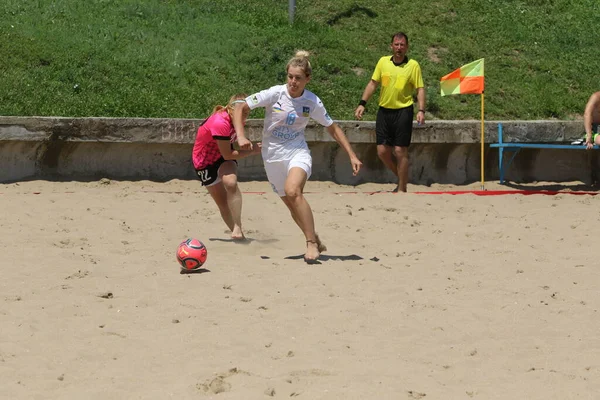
[1,179,599,399]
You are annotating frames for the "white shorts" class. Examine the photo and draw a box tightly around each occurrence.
[264,151,312,196]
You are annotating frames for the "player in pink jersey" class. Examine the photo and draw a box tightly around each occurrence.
[193,94,262,240]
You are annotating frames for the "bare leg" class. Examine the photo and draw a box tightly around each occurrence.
[206,182,235,232]
[280,167,320,262]
[284,202,327,253]
[205,161,244,240]
[377,144,399,177]
[394,146,409,193]
[377,144,400,191]
[219,162,244,240]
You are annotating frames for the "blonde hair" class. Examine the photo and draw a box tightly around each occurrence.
[212,93,248,116]
[286,50,312,77]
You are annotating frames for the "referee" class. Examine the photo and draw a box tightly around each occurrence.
[355,32,426,193]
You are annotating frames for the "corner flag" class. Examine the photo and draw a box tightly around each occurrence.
[440,59,484,96]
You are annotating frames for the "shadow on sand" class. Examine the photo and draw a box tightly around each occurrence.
[284,254,364,265]
[208,237,279,245]
[500,181,599,193]
[179,268,210,275]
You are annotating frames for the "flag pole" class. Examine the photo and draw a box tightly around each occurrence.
[480,92,485,190]
[439,58,485,189]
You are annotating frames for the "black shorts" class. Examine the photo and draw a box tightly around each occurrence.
[375,105,414,147]
[194,157,237,187]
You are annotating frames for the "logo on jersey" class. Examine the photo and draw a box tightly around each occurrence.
[286,112,297,125]
[273,101,284,113]
[302,106,310,117]
[272,126,300,141]
[250,95,259,105]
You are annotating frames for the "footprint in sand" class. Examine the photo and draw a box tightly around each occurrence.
[197,376,231,394]
[65,270,90,280]
[196,367,249,395]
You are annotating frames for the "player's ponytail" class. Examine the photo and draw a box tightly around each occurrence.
[212,93,247,116]
[286,50,312,77]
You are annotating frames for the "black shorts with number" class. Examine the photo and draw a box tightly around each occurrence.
[375,105,414,147]
[194,157,237,187]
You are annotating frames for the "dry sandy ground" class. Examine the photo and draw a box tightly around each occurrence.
[1,179,599,400]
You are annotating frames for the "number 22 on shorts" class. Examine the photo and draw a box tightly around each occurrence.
[197,169,210,182]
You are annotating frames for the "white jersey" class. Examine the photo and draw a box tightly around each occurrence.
[245,85,333,162]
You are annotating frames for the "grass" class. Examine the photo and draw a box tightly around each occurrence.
[1,0,597,120]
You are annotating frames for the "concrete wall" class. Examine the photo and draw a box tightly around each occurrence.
[1,116,596,185]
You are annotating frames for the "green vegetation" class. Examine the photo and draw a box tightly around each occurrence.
[1,0,597,120]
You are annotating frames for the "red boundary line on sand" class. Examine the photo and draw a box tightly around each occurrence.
[414,190,598,196]
[138,190,595,196]
[1,190,598,196]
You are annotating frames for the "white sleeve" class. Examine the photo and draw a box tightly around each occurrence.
[310,96,334,127]
[245,86,279,110]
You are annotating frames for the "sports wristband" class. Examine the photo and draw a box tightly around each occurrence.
[418,109,425,113]
[358,100,367,107]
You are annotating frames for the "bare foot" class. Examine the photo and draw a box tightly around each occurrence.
[231,226,246,241]
[315,234,327,253]
[304,240,320,263]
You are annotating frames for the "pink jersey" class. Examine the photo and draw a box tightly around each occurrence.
[192,110,237,169]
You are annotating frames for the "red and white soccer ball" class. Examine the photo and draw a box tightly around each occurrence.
[176,238,208,271]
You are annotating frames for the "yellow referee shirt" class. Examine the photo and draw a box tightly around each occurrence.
[372,56,424,109]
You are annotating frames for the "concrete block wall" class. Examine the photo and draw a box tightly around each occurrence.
[0,116,596,185]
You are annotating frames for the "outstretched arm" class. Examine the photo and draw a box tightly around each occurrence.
[354,79,379,120]
[217,139,261,160]
[232,101,253,150]
[584,92,600,149]
[325,123,362,176]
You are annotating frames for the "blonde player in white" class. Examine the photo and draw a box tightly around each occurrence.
[232,50,362,263]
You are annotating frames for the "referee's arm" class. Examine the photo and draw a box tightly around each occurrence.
[354,79,379,120]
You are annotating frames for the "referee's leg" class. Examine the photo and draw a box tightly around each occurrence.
[376,107,400,186]
[393,146,409,192]
[376,144,398,179]
[392,106,413,193]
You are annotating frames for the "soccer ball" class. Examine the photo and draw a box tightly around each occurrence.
[176,238,208,271]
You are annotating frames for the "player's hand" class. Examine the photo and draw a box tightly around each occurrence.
[586,140,594,150]
[354,105,365,120]
[350,156,362,176]
[416,111,425,125]
[237,136,252,150]
[252,142,262,154]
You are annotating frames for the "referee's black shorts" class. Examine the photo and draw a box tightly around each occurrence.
[375,105,414,147]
